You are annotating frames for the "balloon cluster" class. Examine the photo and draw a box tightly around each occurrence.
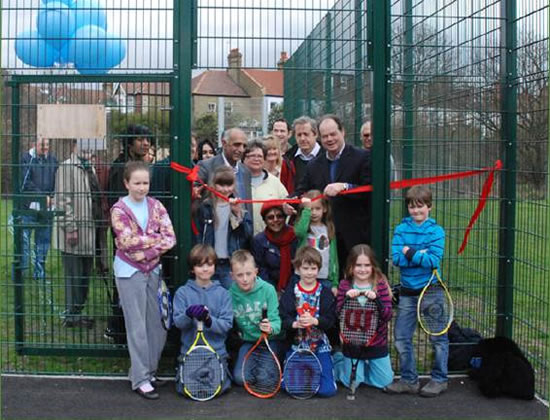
[15,0,126,74]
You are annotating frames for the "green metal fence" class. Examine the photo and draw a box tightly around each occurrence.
[284,0,548,399]
[1,0,548,401]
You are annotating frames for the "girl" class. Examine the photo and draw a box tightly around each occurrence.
[110,161,176,399]
[295,191,339,295]
[263,136,295,194]
[334,244,394,390]
[173,244,233,395]
[194,166,252,289]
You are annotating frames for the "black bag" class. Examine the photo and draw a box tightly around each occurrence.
[447,320,482,371]
[469,336,535,400]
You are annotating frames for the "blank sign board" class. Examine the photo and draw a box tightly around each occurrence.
[37,104,106,139]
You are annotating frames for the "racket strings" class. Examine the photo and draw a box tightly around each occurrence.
[340,300,379,346]
[283,350,321,399]
[183,347,223,400]
[243,345,281,395]
[419,285,452,334]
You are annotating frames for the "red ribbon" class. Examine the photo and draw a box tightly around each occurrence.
[171,160,502,254]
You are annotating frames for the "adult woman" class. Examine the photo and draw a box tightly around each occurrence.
[263,136,295,194]
[251,203,297,292]
[242,140,288,235]
[197,139,217,161]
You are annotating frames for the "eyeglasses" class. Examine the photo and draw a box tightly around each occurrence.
[245,154,264,160]
[265,213,285,221]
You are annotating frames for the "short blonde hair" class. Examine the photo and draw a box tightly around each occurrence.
[230,249,256,269]
[263,136,282,167]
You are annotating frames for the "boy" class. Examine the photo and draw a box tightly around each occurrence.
[229,249,281,385]
[279,246,337,397]
[385,185,448,397]
[172,244,233,394]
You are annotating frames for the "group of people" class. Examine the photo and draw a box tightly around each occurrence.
[17,113,448,401]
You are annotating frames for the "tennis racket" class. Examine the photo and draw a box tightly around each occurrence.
[339,292,380,400]
[417,269,453,336]
[157,278,172,330]
[181,320,224,401]
[283,329,322,399]
[242,307,282,398]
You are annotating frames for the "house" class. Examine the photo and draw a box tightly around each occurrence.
[192,48,285,139]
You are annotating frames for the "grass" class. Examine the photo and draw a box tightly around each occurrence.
[1,195,548,399]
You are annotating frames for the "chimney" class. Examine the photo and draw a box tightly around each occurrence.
[227,48,242,85]
[277,51,288,69]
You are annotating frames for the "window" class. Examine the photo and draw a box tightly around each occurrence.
[208,102,216,112]
[224,101,233,114]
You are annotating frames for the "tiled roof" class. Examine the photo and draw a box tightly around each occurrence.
[242,69,283,96]
[191,71,249,97]
[118,82,170,96]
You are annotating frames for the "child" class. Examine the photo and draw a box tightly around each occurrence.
[279,246,337,397]
[194,166,253,289]
[334,244,394,390]
[295,191,339,295]
[110,161,176,399]
[229,249,281,385]
[385,185,448,397]
[173,244,233,394]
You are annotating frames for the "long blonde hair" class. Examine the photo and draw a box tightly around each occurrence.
[344,244,392,297]
[298,189,336,240]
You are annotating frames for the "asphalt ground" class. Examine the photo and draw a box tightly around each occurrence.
[1,375,548,420]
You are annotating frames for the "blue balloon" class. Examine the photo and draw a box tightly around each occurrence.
[67,25,126,74]
[42,0,73,6]
[73,0,107,31]
[37,2,77,50]
[15,30,59,67]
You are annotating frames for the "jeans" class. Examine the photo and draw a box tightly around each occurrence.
[21,213,52,283]
[214,259,233,290]
[394,295,449,383]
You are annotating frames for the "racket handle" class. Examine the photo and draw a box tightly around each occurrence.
[197,320,204,332]
[262,307,268,320]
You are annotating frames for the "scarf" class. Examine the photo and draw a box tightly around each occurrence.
[264,225,296,291]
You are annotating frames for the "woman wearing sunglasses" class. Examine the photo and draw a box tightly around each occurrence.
[251,202,297,294]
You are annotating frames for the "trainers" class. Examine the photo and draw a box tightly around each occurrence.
[419,380,448,397]
[384,380,419,394]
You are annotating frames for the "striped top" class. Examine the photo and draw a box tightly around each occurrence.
[391,217,445,290]
[336,275,393,359]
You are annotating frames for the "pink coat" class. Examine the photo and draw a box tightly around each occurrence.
[111,196,176,273]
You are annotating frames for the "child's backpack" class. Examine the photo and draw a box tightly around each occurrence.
[447,320,482,371]
[469,336,535,400]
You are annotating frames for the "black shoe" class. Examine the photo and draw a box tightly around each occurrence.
[151,378,167,388]
[135,388,159,400]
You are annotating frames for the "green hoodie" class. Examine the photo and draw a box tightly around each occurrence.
[229,277,281,342]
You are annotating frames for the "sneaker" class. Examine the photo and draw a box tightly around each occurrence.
[419,380,448,397]
[384,380,419,394]
[151,377,167,388]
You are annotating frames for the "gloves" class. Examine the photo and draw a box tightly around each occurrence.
[186,304,211,327]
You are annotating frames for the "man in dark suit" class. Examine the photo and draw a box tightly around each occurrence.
[197,127,253,218]
[294,114,371,267]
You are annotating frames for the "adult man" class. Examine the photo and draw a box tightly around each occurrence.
[104,124,152,343]
[107,124,152,209]
[285,116,322,187]
[197,128,252,218]
[271,118,292,154]
[19,137,58,298]
[361,121,397,181]
[296,114,371,269]
[54,140,101,328]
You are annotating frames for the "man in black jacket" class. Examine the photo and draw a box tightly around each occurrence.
[295,114,371,268]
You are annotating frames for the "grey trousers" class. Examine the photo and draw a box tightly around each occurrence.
[116,271,167,390]
[62,252,93,320]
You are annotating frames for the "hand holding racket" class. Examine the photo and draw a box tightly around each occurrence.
[339,291,380,400]
[242,307,282,398]
[417,269,453,336]
[180,320,224,401]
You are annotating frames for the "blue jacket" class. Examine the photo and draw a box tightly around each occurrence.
[173,280,233,357]
[391,216,445,290]
[20,149,58,209]
[251,231,298,289]
[193,198,253,255]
